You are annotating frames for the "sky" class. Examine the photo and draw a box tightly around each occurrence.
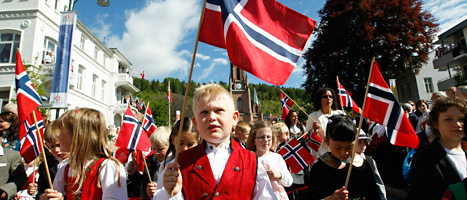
[73,0,467,88]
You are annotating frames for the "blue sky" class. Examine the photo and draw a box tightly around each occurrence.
[73,0,467,88]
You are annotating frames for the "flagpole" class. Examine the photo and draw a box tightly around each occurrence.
[168,81,171,127]
[280,90,315,123]
[344,57,375,189]
[336,76,344,111]
[170,0,207,196]
[143,102,149,125]
[141,151,153,183]
[32,110,54,190]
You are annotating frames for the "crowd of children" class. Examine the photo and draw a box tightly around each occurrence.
[0,83,465,200]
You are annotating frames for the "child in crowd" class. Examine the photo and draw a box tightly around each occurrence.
[44,108,127,199]
[127,126,171,198]
[272,122,289,150]
[307,115,379,199]
[246,121,292,200]
[407,97,467,199]
[154,84,276,199]
[353,130,386,200]
[234,121,251,147]
[28,121,69,200]
[146,117,199,198]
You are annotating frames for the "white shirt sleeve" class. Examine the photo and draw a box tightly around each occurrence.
[52,160,69,194]
[100,159,128,200]
[273,153,293,187]
[253,162,278,200]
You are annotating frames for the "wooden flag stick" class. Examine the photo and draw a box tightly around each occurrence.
[142,102,150,125]
[32,110,53,190]
[141,151,153,183]
[344,57,375,189]
[170,0,208,196]
[336,76,345,111]
[33,159,36,184]
[279,89,315,124]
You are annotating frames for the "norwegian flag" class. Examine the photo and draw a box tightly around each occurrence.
[137,101,144,111]
[142,104,157,135]
[363,61,419,149]
[116,106,151,152]
[277,138,315,173]
[304,130,321,153]
[15,51,45,163]
[167,81,172,103]
[280,91,293,121]
[199,0,315,85]
[336,77,360,113]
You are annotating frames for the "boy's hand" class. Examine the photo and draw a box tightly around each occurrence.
[325,187,348,200]
[28,183,37,195]
[163,163,182,196]
[266,169,281,181]
[127,160,137,175]
[146,182,157,197]
[44,189,63,200]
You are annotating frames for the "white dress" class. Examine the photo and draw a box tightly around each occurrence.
[259,152,293,200]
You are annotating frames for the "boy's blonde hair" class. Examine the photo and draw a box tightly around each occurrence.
[150,126,171,147]
[193,84,235,112]
[246,121,276,151]
[55,108,121,194]
[272,122,288,136]
[235,121,251,135]
[44,121,60,143]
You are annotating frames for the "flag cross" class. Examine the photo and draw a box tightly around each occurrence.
[143,113,156,130]
[282,144,308,169]
[123,115,144,150]
[16,71,42,106]
[281,96,292,110]
[339,89,353,107]
[22,119,44,156]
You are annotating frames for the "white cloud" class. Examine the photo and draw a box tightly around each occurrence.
[196,53,211,60]
[107,0,200,80]
[89,13,112,42]
[423,0,467,34]
[197,58,228,81]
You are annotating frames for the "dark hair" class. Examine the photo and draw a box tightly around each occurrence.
[326,115,356,142]
[246,121,276,151]
[164,117,199,168]
[428,97,467,138]
[284,110,305,134]
[415,100,428,112]
[313,88,338,111]
[0,112,19,142]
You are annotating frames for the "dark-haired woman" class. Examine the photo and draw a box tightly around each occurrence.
[285,110,305,139]
[0,112,20,151]
[306,88,344,156]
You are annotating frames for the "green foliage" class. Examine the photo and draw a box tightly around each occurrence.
[302,0,439,105]
[133,78,311,125]
[454,68,467,86]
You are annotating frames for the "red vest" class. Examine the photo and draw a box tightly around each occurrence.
[64,158,105,200]
[179,140,257,199]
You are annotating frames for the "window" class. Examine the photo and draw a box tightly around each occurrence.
[237,98,243,110]
[424,78,434,93]
[77,66,84,90]
[103,55,108,68]
[101,80,106,101]
[0,32,21,64]
[94,47,99,60]
[42,38,56,64]
[92,75,98,97]
[80,36,86,50]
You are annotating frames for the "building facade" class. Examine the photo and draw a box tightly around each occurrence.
[229,64,262,122]
[0,0,139,127]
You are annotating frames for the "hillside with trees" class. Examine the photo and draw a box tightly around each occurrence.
[132,78,311,126]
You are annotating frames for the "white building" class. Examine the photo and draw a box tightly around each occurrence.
[0,0,139,127]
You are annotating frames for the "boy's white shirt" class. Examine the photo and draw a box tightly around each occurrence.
[53,158,128,200]
[153,141,277,200]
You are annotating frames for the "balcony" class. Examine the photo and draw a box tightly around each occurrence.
[115,72,139,93]
[437,77,456,91]
[433,43,467,70]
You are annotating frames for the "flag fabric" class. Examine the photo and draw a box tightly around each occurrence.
[304,130,321,153]
[142,104,157,135]
[280,91,293,121]
[116,107,151,152]
[137,101,144,111]
[363,61,419,149]
[140,71,145,80]
[167,81,172,103]
[15,51,45,163]
[336,78,360,113]
[277,138,315,173]
[199,0,316,85]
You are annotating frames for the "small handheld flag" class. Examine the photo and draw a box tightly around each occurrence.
[336,77,360,114]
[277,138,315,173]
[142,103,157,135]
[280,91,294,121]
[116,106,151,152]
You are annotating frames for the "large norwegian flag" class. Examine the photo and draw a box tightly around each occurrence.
[15,51,45,163]
[116,107,151,152]
[280,91,293,121]
[277,138,315,173]
[142,104,157,135]
[199,0,316,85]
[363,61,419,149]
[304,130,321,153]
[336,78,360,113]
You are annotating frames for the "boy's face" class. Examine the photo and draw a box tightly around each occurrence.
[193,94,239,146]
[46,141,69,160]
[356,139,368,154]
[435,106,465,142]
[276,131,289,144]
[326,138,354,161]
[236,127,250,143]
[152,142,169,162]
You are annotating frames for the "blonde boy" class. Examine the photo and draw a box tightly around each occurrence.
[156,84,276,200]
[234,121,251,145]
[272,122,290,145]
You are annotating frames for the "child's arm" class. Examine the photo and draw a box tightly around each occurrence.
[146,182,157,198]
[152,162,184,200]
[99,160,128,200]
[323,187,348,200]
[43,189,63,200]
[275,153,293,187]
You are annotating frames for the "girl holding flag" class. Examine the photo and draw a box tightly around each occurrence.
[44,108,127,200]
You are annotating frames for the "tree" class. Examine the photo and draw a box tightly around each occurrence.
[302,0,438,104]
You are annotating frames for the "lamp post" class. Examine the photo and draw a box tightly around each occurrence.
[69,0,109,11]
